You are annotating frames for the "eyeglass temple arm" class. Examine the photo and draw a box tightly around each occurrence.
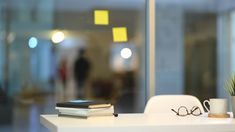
[171,109,178,114]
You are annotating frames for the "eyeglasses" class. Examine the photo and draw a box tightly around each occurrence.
[171,106,202,116]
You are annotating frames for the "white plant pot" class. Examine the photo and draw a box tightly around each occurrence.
[232,96,235,118]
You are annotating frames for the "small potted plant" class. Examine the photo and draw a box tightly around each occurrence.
[225,75,235,118]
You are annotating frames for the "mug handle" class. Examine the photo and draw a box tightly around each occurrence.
[203,100,210,112]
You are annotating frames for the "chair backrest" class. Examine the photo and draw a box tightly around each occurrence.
[144,95,205,114]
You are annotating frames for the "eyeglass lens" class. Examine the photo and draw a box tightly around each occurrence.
[191,106,202,116]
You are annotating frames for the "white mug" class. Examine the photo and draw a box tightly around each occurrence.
[203,98,228,115]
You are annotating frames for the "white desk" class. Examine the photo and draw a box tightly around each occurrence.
[40,113,235,132]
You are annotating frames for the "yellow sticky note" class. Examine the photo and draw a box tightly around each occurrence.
[94,10,109,25]
[112,27,128,42]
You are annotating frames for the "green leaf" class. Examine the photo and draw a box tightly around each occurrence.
[225,75,235,96]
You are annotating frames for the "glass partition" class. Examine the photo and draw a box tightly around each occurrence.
[155,0,234,102]
[0,0,146,131]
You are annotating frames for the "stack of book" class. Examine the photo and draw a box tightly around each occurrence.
[56,100,114,118]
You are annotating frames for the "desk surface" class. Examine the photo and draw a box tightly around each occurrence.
[40,113,235,132]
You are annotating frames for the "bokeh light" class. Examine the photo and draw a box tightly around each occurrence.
[120,48,132,59]
[28,37,38,49]
[51,31,65,43]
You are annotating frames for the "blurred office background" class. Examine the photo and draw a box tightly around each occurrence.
[0,0,235,131]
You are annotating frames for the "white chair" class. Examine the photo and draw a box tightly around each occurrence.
[144,95,205,114]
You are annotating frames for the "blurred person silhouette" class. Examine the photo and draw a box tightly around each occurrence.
[0,83,6,104]
[58,58,68,90]
[74,48,91,98]
[49,47,57,92]
[0,82,13,124]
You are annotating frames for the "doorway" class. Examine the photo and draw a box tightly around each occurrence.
[184,13,217,101]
